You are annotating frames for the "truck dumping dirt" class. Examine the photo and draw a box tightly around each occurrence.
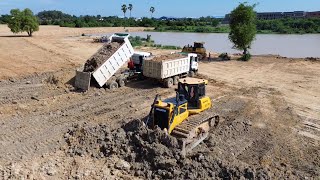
[150,53,186,61]
[83,42,122,72]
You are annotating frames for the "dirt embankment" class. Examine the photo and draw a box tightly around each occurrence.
[84,42,122,72]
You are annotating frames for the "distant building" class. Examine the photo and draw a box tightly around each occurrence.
[159,16,178,21]
[223,10,319,23]
[257,12,283,20]
[307,11,320,18]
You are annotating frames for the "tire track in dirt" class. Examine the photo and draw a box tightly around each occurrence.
[0,81,173,164]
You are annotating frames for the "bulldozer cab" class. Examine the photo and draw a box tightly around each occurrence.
[177,78,208,110]
[194,42,205,49]
[152,94,189,132]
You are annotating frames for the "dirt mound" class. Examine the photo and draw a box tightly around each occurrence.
[83,42,122,72]
[150,53,186,61]
[305,57,320,61]
[64,119,271,179]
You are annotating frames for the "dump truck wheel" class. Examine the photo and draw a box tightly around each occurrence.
[164,78,174,88]
[173,76,179,85]
[117,78,126,87]
[108,81,118,89]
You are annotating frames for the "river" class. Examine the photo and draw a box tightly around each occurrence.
[121,32,320,58]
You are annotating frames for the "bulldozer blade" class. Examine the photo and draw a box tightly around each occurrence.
[181,132,209,157]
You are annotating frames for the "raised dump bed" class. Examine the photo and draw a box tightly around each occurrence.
[75,33,134,91]
[143,53,199,88]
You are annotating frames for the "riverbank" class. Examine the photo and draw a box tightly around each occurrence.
[128,32,320,58]
[147,18,320,34]
[148,26,320,34]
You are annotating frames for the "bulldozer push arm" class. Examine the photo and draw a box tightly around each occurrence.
[145,94,160,126]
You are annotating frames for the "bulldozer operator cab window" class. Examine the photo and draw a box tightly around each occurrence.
[179,104,187,114]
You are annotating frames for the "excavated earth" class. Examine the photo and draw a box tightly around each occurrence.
[83,42,122,72]
[0,59,319,179]
[150,53,186,61]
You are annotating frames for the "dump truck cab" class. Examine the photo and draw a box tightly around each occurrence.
[129,51,152,72]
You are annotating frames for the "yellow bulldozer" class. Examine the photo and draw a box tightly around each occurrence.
[146,78,219,156]
[182,42,207,60]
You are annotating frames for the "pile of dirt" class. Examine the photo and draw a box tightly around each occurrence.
[150,53,186,61]
[63,119,271,179]
[83,42,122,72]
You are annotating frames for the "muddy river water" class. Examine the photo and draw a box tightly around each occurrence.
[125,32,320,58]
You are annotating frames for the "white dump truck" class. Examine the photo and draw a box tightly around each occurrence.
[143,53,199,87]
[75,33,134,91]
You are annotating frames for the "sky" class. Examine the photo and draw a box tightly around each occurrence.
[0,0,319,18]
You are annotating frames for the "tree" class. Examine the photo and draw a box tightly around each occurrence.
[128,4,133,18]
[8,8,39,36]
[150,7,155,18]
[229,3,256,57]
[121,4,127,18]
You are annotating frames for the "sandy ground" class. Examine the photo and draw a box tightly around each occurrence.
[0,25,149,79]
[0,25,319,178]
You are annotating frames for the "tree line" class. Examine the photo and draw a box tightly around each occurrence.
[257,18,320,34]
[0,8,319,36]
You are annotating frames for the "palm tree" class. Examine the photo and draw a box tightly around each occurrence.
[150,6,155,18]
[128,4,133,18]
[121,4,127,18]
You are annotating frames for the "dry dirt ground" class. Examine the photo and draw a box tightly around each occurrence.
[0,25,319,179]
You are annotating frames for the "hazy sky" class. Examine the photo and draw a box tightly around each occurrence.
[0,0,319,17]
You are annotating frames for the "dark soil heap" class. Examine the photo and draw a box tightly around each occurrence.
[83,42,122,72]
[64,119,270,179]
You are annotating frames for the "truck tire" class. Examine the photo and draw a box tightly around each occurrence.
[108,81,118,90]
[189,71,195,77]
[173,76,179,85]
[164,78,174,88]
[117,77,126,87]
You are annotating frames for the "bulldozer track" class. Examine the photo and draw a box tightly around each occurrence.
[171,111,218,139]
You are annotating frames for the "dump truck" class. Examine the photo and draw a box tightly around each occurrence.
[75,33,134,91]
[142,53,199,88]
[146,78,219,156]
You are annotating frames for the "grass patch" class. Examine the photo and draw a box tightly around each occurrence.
[129,35,181,50]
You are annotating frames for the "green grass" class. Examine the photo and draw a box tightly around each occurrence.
[150,25,231,33]
[129,36,181,50]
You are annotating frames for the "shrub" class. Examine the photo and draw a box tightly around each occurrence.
[239,53,251,61]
